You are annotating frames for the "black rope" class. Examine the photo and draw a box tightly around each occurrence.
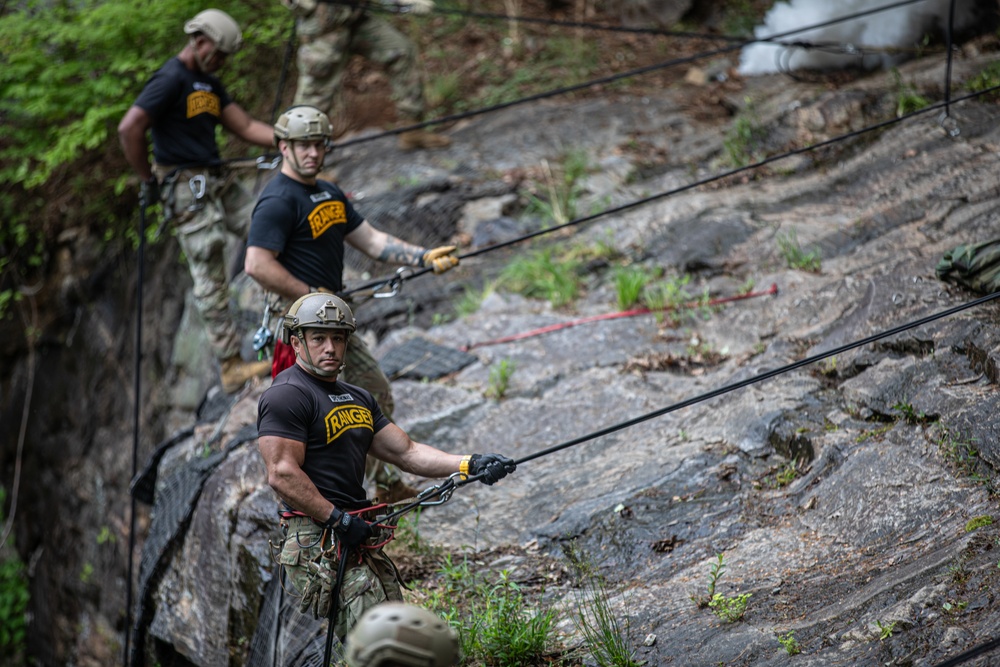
[329,0,936,148]
[943,0,957,116]
[932,635,1000,667]
[124,199,147,666]
[344,81,1000,297]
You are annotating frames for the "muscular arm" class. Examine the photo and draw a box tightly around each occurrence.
[258,434,336,520]
[117,105,154,182]
[245,246,310,300]
[346,221,427,267]
[221,102,275,149]
[369,424,464,479]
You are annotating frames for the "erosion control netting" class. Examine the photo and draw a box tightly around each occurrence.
[245,574,340,667]
[380,336,478,380]
[129,423,265,667]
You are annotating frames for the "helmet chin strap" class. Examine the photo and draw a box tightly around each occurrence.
[190,36,218,72]
[295,332,346,378]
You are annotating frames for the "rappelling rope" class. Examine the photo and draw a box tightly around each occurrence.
[343,82,1000,299]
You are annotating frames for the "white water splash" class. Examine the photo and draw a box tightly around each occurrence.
[738,0,982,75]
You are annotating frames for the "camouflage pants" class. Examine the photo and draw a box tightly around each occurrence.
[154,165,257,361]
[296,12,425,122]
[278,515,404,641]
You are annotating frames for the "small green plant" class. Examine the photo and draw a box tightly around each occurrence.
[876,619,897,640]
[965,515,993,532]
[893,401,932,424]
[462,570,557,666]
[0,488,29,660]
[643,274,698,325]
[965,61,1000,99]
[455,283,493,318]
[776,230,822,273]
[776,630,801,655]
[892,68,930,117]
[709,591,752,623]
[692,553,752,622]
[566,543,641,667]
[499,248,582,308]
[942,600,968,614]
[525,149,590,227]
[614,265,653,310]
[723,97,768,167]
[769,459,801,488]
[485,359,516,399]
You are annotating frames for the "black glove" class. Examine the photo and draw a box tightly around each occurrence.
[140,177,160,207]
[323,507,373,549]
[468,453,516,485]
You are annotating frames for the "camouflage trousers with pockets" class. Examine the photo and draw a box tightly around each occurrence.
[276,513,404,641]
[153,164,257,361]
[295,11,425,124]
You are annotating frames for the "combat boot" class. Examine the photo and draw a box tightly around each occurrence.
[397,129,451,151]
[220,356,272,394]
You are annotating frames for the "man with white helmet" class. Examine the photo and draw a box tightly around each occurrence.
[256,292,515,642]
[118,8,275,394]
[245,104,460,502]
[345,602,461,667]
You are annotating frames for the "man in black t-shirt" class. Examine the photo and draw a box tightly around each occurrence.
[257,292,515,641]
[246,105,460,502]
[118,9,275,394]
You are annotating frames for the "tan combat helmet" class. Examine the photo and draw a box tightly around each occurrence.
[274,105,333,144]
[184,9,243,54]
[345,603,461,667]
[281,292,356,378]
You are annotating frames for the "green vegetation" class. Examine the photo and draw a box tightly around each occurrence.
[422,556,557,666]
[499,248,582,308]
[891,68,930,117]
[965,515,993,533]
[964,60,1000,99]
[875,619,897,640]
[525,149,591,227]
[692,552,751,622]
[455,284,493,318]
[565,544,640,667]
[776,630,801,655]
[777,230,822,273]
[485,359,516,399]
[0,489,29,661]
[0,0,289,320]
[614,265,654,310]
[723,97,768,167]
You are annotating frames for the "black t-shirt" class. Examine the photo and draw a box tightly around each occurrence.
[133,57,232,166]
[257,364,390,509]
[248,173,365,292]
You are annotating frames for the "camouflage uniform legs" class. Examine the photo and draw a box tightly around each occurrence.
[295,13,425,124]
[278,516,403,642]
[160,168,257,361]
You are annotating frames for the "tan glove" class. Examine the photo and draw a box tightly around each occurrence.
[421,245,459,274]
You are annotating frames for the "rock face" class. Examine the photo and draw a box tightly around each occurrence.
[6,40,1000,667]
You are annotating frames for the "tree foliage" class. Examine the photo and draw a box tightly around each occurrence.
[0,0,291,317]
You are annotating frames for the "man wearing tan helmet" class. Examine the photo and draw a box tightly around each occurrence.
[245,104,461,503]
[257,292,515,642]
[118,8,276,394]
[345,602,460,667]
